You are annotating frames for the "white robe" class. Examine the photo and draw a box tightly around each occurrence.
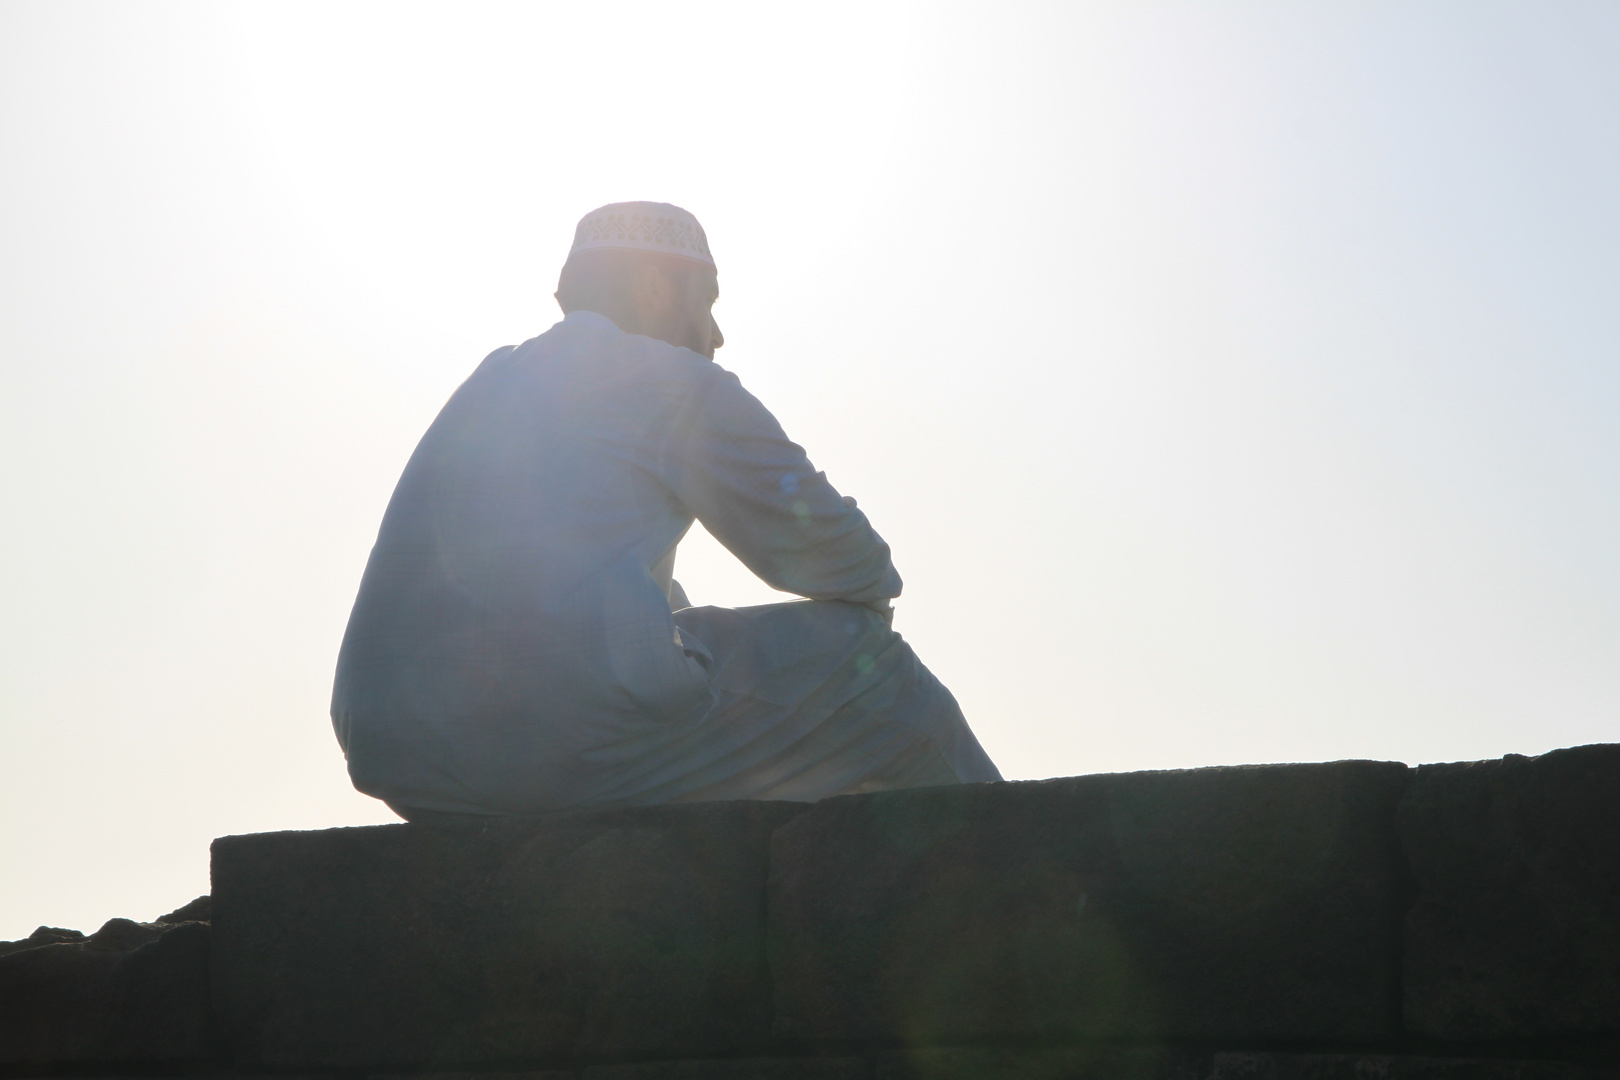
[331,310,999,816]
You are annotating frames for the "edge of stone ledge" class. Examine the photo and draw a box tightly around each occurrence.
[209,796,822,843]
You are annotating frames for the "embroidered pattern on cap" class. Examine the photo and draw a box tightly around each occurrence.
[569,203,714,266]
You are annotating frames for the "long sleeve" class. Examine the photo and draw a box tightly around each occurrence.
[664,366,902,604]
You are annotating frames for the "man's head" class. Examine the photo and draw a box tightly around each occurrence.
[554,202,723,359]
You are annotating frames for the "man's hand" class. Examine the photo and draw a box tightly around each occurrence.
[838,496,892,623]
[863,597,895,625]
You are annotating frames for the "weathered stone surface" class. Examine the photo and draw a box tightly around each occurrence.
[0,925,86,958]
[1209,1052,1620,1079]
[584,1058,865,1080]
[0,918,216,1065]
[1400,744,1620,1042]
[158,894,211,924]
[769,762,1409,1046]
[875,1046,1207,1080]
[87,916,167,952]
[212,800,808,1069]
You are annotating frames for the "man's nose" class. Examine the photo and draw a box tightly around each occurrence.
[711,318,724,350]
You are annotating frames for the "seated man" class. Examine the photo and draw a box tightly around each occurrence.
[331,201,1000,819]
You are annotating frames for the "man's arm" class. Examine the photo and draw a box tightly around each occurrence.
[664,367,902,607]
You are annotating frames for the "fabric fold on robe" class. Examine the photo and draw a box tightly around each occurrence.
[577,599,999,807]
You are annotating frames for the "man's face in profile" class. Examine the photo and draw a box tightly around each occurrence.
[675,267,723,359]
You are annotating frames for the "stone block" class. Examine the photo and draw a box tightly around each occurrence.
[584,1058,865,1080]
[875,1046,1207,1080]
[1209,1052,1620,1079]
[769,761,1409,1046]
[0,918,216,1066]
[1400,743,1620,1041]
[212,800,808,1069]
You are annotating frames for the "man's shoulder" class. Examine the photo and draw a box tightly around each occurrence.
[461,316,748,426]
[529,311,719,378]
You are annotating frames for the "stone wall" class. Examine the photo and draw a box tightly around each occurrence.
[4,744,1618,1079]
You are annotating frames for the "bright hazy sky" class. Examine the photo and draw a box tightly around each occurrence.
[2,2,1616,938]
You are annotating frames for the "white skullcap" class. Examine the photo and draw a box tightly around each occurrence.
[568,201,715,268]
